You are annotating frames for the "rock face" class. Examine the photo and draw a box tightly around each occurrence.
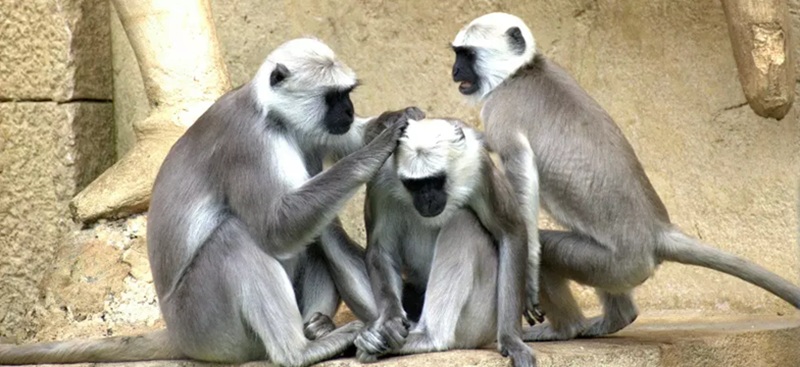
[1,0,799,350]
[0,0,114,342]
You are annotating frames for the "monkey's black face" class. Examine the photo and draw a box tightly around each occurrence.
[401,174,448,217]
[452,46,480,95]
[323,88,355,135]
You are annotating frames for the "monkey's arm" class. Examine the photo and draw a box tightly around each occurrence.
[264,116,406,254]
[356,192,409,358]
[320,217,378,321]
[494,137,543,324]
[472,162,533,366]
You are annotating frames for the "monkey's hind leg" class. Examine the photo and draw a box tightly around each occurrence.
[523,267,587,342]
[195,219,360,367]
[296,243,340,340]
[402,209,498,353]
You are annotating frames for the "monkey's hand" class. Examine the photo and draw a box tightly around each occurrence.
[354,316,409,362]
[525,300,546,325]
[499,336,537,367]
[303,312,336,340]
[364,106,425,144]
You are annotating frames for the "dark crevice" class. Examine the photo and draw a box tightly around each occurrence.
[0,98,112,104]
[721,101,748,111]
[57,98,112,104]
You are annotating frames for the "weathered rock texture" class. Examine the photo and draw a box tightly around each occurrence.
[69,0,231,223]
[9,315,800,367]
[0,0,114,342]
[721,0,795,120]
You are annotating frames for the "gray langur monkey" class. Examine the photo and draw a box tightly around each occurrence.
[450,12,800,341]
[354,118,535,367]
[0,38,418,367]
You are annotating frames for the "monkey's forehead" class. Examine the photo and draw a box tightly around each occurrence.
[453,12,528,46]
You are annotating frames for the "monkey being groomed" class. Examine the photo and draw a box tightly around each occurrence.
[0,38,420,367]
[450,12,800,341]
[355,118,536,367]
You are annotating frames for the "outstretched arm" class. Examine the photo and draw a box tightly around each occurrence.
[470,157,534,367]
[494,134,543,325]
[355,188,409,361]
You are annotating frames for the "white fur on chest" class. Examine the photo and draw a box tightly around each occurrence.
[270,134,310,189]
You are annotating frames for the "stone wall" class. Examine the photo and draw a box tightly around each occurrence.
[1,0,798,343]
[0,0,115,341]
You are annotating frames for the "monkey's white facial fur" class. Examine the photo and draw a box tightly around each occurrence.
[451,12,536,102]
[394,119,482,226]
[253,38,359,139]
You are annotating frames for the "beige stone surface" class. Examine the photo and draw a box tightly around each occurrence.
[9,314,800,367]
[0,101,114,341]
[0,0,111,101]
[69,0,232,223]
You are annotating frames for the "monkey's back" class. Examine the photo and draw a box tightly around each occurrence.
[146,84,274,302]
[483,55,670,248]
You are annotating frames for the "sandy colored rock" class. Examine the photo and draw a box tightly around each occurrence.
[0,101,113,341]
[0,0,111,101]
[69,0,231,223]
[721,0,795,120]
[9,314,800,367]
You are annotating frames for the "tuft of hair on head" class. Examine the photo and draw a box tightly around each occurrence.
[394,118,483,214]
[452,12,537,100]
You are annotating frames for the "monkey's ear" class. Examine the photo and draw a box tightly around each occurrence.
[270,63,290,87]
[453,126,466,142]
[505,26,526,55]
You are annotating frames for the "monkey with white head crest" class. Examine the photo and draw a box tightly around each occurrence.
[451,13,800,341]
[0,38,419,367]
[355,118,536,367]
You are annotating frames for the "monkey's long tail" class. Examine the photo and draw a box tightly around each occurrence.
[0,329,186,364]
[658,229,800,308]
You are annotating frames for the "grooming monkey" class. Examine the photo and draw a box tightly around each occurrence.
[451,13,800,341]
[355,118,535,367]
[0,38,418,367]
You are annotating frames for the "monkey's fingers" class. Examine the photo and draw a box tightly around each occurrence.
[403,106,426,121]
[380,318,410,350]
[354,329,390,356]
[355,348,379,363]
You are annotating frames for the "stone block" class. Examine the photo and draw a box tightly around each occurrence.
[0,101,114,341]
[0,0,112,101]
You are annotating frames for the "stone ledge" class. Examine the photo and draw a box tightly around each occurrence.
[9,314,800,367]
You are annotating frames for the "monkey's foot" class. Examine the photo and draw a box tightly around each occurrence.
[354,328,387,363]
[522,323,578,342]
[578,314,637,338]
[499,337,537,367]
[304,312,336,340]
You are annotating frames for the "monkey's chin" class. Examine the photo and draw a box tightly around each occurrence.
[326,125,351,135]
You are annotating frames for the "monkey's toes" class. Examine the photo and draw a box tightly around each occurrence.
[303,312,336,340]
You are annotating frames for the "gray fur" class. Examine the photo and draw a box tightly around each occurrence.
[455,13,800,341]
[0,38,410,367]
[355,119,535,367]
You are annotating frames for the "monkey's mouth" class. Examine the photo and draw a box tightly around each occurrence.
[458,81,479,95]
